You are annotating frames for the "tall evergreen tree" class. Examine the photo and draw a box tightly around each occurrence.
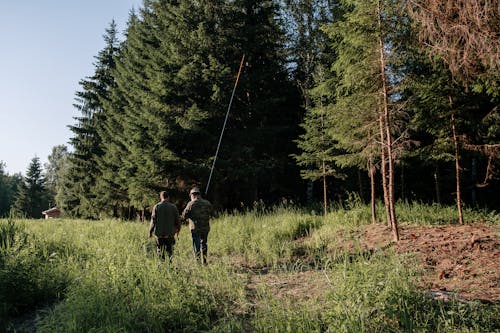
[282,0,337,98]
[109,0,302,209]
[216,0,303,205]
[407,55,499,220]
[284,0,341,209]
[0,162,11,216]
[12,157,49,218]
[319,0,410,240]
[63,21,121,218]
[44,145,69,205]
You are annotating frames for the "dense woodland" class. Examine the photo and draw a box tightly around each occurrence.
[1,0,499,229]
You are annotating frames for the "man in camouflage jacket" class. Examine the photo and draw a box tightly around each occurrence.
[181,187,213,264]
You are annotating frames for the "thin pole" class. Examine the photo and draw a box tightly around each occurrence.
[205,54,245,195]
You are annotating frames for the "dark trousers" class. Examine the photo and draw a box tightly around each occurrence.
[156,237,175,260]
[191,230,209,264]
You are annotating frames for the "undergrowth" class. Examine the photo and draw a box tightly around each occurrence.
[1,201,498,332]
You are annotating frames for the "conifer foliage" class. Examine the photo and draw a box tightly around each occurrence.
[62,22,121,218]
[53,0,499,223]
[12,157,49,218]
[61,0,302,216]
[0,163,22,217]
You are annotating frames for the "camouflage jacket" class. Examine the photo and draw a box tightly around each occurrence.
[181,198,213,232]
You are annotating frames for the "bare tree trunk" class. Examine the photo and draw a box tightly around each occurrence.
[369,157,377,224]
[321,107,328,215]
[378,111,391,227]
[450,96,464,224]
[400,165,404,201]
[434,164,441,204]
[378,0,399,241]
[322,160,327,215]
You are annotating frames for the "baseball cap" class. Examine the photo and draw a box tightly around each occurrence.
[190,187,201,195]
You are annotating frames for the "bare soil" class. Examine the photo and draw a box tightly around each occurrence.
[360,223,499,303]
[246,223,499,305]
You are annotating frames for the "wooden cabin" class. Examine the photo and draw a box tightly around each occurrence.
[42,207,61,219]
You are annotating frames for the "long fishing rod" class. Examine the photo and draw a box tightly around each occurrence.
[205,54,245,196]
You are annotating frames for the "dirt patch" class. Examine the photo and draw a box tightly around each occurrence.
[235,223,499,304]
[362,223,500,303]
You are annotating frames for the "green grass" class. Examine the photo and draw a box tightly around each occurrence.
[210,207,323,267]
[394,201,500,225]
[1,202,498,332]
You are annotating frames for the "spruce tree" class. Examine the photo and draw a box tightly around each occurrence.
[63,21,121,218]
[286,0,343,209]
[215,0,302,205]
[110,0,302,208]
[12,157,49,218]
[319,0,410,240]
[407,56,499,221]
[44,145,69,205]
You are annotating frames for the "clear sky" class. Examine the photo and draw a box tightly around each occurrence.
[0,0,143,175]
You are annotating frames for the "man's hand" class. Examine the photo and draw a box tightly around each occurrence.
[149,232,153,238]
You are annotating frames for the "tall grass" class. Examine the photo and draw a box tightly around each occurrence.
[0,219,72,330]
[1,201,498,332]
[210,207,323,267]
[250,251,499,332]
[21,220,246,333]
[394,201,500,225]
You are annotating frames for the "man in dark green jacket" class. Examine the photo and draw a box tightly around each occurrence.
[181,187,213,264]
[149,191,181,260]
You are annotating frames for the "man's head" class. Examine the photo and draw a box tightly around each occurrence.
[189,187,201,199]
[160,191,169,201]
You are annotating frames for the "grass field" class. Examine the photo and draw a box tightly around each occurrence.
[1,202,499,332]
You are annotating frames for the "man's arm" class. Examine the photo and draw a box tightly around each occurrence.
[180,201,192,222]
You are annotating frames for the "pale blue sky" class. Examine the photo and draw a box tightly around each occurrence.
[0,0,142,175]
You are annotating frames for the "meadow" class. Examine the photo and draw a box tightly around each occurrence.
[1,202,499,332]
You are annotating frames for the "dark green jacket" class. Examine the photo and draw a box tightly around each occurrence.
[149,201,181,237]
[181,198,213,232]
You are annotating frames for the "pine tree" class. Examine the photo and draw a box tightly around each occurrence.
[319,0,410,240]
[12,157,49,218]
[63,21,121,218]
[284,0,341,210]
[109,0,302,209]
[44,145,69,205]
[407,56,499,222]
[405,1,500,220]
